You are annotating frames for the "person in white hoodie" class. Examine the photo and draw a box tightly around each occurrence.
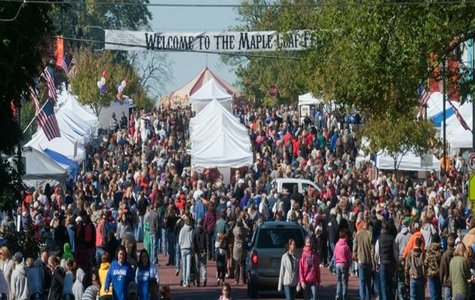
[26,257,42,299]
[178,216,194,287]
[72,267,84,300]
[278,239,299,300]
[11,252,28,300]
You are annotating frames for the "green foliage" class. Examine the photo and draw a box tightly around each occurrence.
[70,49,151,115]
[2,226,40,260]
[0,160,23,211]
[230,0,475,152]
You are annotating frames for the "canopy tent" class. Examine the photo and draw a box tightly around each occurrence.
[190,99,249,146]
[431,108,455,127]
[190,99,252,169]
[169,67,240,101]
[376,150,440,172]
[298,93,324,106]
[449,115,473,149]
[44,149,79,181]
[426,92,445,118]
[57,91,99,132]
[56,107,93,136]
[22,147,67,188]
[25,131,85,163]
[189,78,233,113]
[55,111,91,145]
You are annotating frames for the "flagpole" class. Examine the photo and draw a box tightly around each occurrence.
[22,99,50,134]
[442,60,447,175]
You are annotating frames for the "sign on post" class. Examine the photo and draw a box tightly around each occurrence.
[468,153,475,170]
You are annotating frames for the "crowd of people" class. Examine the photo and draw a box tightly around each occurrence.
[0,100,473,300]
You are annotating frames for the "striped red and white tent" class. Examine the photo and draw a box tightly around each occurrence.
[169,67,240,101]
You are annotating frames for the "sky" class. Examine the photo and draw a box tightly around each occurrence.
[149,1,241,96]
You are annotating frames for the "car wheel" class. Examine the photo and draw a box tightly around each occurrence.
[247,279,258,298]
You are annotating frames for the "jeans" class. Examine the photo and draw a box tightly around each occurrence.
[428,276,442,300]
[135,215,144,242]
[374,269,381,298]
[175,243,181,271]
[195,251,207,284]
[205,231,215,260]
[303,283,317,300]
[234,257,246,284]
[284,285,296,300]
[167,231,176,265]
[444,286,452,300]
[410,278,425,300]
[150,232,158,265]
[336,265,349,300]
[398,277,407,300]
[358,264,372,300]
[380,264,395,300]
[161,228,168,255]
[181,248,192,286]
[329,243,336,272]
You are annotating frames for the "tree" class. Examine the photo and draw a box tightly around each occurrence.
[0,1,63,209]
[230,0,475,152]
[70,49,153,115]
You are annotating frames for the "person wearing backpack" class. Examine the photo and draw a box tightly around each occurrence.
[405,237,425,300]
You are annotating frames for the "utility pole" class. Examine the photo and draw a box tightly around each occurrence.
[442,60,447,175]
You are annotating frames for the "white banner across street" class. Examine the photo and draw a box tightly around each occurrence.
[104,29,316,53]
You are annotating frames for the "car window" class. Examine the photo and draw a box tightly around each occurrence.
[282,183,297,193]
[302,183,310,192]
[256,228,305,249]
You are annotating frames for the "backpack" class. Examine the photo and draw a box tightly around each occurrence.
[409,251,425,279]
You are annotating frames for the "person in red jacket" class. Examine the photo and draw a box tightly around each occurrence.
[299,236,321,300]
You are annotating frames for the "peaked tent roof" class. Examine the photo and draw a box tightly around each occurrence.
[169,67,240,99]
[22,147,67,185]
[189,78,233,113]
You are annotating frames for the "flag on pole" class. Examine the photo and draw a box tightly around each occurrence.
[447,100,471,132]
[417,84,430,118]
[29,87,61,141]
[43,66,57,101]
[60,56,68,74]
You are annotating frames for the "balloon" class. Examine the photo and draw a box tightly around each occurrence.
[118,85,124,93]
[121,80,127,88]
[97,81,102,89]
[100,77,106,85]
[100,85,106,94]
[102,70,108,78]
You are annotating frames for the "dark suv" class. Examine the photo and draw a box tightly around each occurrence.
[246,221,305,298]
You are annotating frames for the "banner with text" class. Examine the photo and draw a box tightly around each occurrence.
[104,30,316,53]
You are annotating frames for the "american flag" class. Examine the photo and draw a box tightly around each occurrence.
[417,84,430,118]
[29,87,61,141]
[448,100,471,132]
[43,66,57,101]
[59,56,68,74]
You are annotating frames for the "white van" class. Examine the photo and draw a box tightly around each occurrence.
[271,178,321,194]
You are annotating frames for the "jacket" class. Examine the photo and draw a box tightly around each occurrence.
[178,224,193,250]
[192,225,207,253]
[11,262,28,300]
[95,220,108,248]
[353,229,373,266]
[99,262,113,297]
[334,238,352,267]
[72,268,84,300]
[449,255,471,299]
[48,266,65,300]
[105,259,134,300]
[298,246,321,286]
[424,243,442,277]
[278,252,299,290]
[375,233,398,266]
[405,248,425,279]
[402,231,425,260]
[395,226,412,260]
[204,211,217,233]
[439,247,454,287]
[26,265,42,295]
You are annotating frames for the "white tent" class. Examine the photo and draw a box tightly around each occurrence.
[58,91,99,131]
[298,92,324,106]
[189,78,233,113]
[376,150,440,172]
[25,131,85,163]
[449,115,473,149]
[190,99,252,169]
[56,111,91,145]
[22,147,67,187]
[426,92,445,118]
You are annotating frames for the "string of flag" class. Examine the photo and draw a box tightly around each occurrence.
[29,86,61,141]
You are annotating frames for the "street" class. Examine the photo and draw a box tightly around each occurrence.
[156,253,360,299]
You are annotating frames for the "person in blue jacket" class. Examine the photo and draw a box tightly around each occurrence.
[105,245,134,300]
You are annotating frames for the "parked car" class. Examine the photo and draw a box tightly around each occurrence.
[246,221,306,298]
[272,178,321,195]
